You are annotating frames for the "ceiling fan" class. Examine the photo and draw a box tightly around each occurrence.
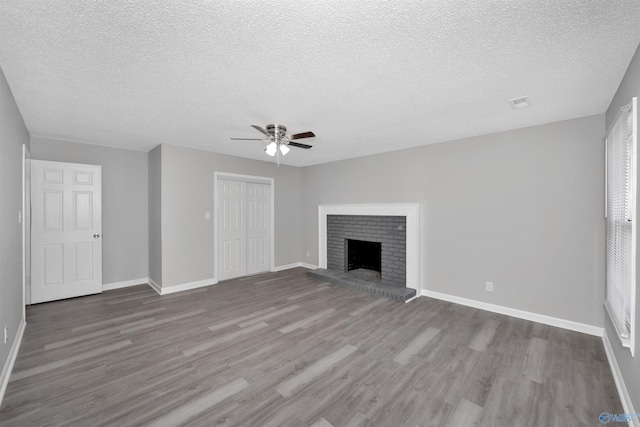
[231,124,315,164]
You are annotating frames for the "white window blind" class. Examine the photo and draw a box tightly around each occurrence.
[606,97,637,355]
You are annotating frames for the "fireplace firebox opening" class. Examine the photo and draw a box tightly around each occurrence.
[345,239,382,274]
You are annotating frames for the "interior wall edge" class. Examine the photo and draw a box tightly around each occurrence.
[147,278,162,295]
[0,317,25,408]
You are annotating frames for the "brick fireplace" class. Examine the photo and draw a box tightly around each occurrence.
[317,204,421,296]
[327,215,406,286]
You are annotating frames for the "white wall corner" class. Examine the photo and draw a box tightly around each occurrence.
[147,278,162,295]
[0,317,26,408]
[103,277,149,291]
[421,289,603,337]
[602,330,639,426]
[159,278,218,295]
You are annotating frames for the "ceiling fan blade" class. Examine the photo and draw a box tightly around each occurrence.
[230,138,264,140]
[288,141,313,149]
[251,125,269,136]
[290,131,315,140]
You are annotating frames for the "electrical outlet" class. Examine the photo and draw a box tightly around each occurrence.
[486,281,494,292]
[306,250,310,257]
[3,326,7,344]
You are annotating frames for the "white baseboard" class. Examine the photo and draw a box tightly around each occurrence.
[421,289,603,337]
[602,330,639,427]
[404,295,419,304]
[272,262,319,272]
[272,262,301,272]
[0,317,26,407]
[161,278,217,295]
[150,277,218,295]
[103,277,149,291]
[147,278,162,295]
[300,262,319,270]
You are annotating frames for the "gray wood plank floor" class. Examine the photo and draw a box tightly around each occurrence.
[0,268,623,426]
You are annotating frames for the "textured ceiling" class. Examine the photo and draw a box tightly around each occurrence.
[1,1,640,166]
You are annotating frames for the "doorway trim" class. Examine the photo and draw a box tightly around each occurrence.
[22,144,29,311]
[213,172,275,282]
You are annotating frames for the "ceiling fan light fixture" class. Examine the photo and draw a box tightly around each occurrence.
[265,142,277,156]
[232,124,316,162]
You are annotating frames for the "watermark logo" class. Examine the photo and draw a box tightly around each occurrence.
[600,411,640,424]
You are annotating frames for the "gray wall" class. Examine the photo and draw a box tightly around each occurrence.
[604,43,640,413]
[0,67,29,384]
[159,144,302,288]
[30,137,148,285]
[148,145,162,287]
[301,115,605,327]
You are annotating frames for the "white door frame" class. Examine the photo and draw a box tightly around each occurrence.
[22,145,29,313]
[213,172,274,282]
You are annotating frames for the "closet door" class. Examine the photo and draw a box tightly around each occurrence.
[246,183,270,275]
[218,180,247,280]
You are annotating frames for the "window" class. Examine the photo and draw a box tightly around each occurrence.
[606,97,637,355]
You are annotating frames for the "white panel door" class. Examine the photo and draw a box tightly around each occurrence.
[246,183,270,275]
[218,180,247,280]
[31,160,102,303]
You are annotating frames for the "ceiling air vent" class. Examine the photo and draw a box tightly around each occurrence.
[508,96,531,109]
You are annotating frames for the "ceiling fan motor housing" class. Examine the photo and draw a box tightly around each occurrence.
[266,124,287,139]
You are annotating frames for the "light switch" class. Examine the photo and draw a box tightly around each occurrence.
[205,212,211,220]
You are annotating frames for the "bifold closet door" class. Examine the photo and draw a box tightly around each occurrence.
[218,179,271,281]
[246,183,270,275]
[218,180,247,281]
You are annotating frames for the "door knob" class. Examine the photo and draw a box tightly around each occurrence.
[93,233,101,238]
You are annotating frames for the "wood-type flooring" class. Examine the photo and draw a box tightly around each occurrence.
[0,268,623,426]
